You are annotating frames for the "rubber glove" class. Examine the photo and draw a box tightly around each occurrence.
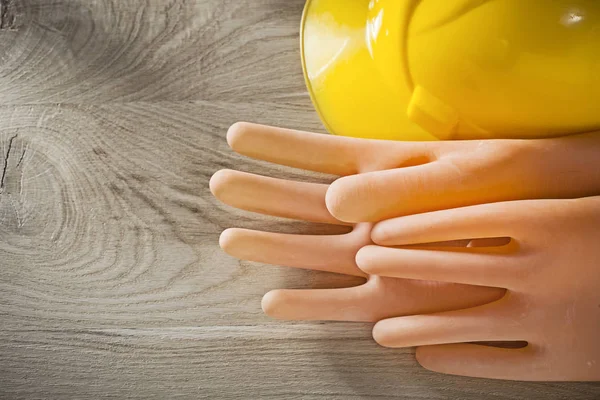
[211,122,600,380]
[220,123,600,223]
[355,196,600,381]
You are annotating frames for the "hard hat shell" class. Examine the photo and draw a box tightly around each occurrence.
[301,0,600,140]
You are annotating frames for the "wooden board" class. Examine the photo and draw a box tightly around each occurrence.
[1,1,599,398]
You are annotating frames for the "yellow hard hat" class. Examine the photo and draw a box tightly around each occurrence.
[301,0,600,140]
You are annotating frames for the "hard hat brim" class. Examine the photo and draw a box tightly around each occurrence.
[300,0,436,141]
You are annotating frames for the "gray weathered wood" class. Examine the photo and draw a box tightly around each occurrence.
[1,0,599,399]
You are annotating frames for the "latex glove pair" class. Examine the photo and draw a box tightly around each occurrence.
[210,122,600,381]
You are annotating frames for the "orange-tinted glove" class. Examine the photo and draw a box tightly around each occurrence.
[211,122,600,381]
[356,196,600,381]
[221,122,600,223]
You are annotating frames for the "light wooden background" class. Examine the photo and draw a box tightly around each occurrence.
[1,1,599,399]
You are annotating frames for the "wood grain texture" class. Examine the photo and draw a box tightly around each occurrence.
[0,0,307,104]
[0,1,599,399]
